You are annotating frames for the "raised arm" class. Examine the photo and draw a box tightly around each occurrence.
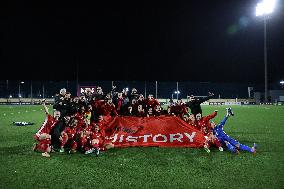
[203,110,218,122]
[42,99,49,115]
[198,92,214,104]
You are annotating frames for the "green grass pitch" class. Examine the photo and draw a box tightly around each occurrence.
[0,105,283,189]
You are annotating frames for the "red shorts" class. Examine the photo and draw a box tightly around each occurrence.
[34,139,51,152]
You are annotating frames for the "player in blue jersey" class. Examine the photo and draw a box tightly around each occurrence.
[211,108,257,154]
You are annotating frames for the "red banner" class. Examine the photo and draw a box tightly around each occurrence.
[104,116,206,148]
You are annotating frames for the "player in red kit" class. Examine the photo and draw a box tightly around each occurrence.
[137,94,147,110]
[113,92,124,115]
[203,129,224,153]
[170,99,188,119]
[203,121,224,153]
[187,114,199,130]
[136,104,146,117]
[101,98,118,116]
[76,120,89,152]
[59,118,78,153]
[84,124,104,156]
[195,110,218,135]
[146,94,160,110]
[74,105,87,127]
[33,100,60,157]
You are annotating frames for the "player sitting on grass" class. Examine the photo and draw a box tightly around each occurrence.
[84,124,103,156]
[59,118,79,154]
[207,107,257,154]
[203,127,224,153]
[194,110,223,153]
[33,100,60,157]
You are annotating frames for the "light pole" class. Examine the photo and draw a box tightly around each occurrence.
[174,90,180,100]
[144,81,147,98]
[256,0,276,103]
[280,80,284,89]
[6,80,9,98]
[155,81,158,99]
[30,80,33,104]
[42,83,45,99]
[18,81,24,98]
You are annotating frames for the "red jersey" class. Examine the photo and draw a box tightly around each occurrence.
[35,114,57,137]
[90,131,103,140]
[102,102,118,116]
[116,98,124,112]
[96,121,107,136]
[197,111,217,135]
[63,127,77,139]
[170,104,188,118]
[146,99,160,109]
[74,112,86,128]
[92,100,105,116]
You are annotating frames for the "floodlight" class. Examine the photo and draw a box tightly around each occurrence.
[256,0,276,16]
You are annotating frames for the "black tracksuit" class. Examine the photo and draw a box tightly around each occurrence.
[185,96,211,115]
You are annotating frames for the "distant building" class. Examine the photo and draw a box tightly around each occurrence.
[254,90,284,104]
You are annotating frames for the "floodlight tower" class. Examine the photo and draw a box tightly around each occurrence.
[256,0,277,103]
[18,81,24,98]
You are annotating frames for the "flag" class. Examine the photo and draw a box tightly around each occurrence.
[104,116,206,148]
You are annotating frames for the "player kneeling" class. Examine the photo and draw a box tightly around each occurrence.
[84,124,114,156]
[33,101,60,157]
[59,118,78,154]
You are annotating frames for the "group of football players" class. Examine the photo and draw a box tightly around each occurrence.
[32,86,256,157]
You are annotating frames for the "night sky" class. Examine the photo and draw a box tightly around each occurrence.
[1,1,284,83]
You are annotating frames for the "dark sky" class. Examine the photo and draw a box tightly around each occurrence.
[1,1,284,83]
